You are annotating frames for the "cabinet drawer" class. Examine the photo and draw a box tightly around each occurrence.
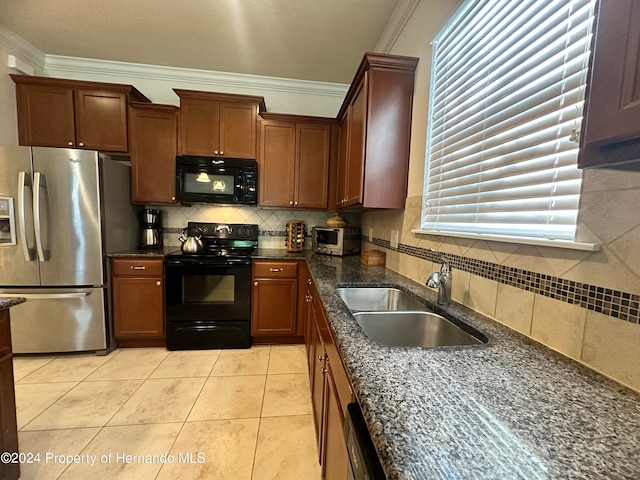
[254,261,298,278]
[112,258,164,277]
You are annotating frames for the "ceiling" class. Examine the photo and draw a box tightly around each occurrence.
[0,0,401,84]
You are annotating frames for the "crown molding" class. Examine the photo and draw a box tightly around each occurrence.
[44,55,349,98]
[0,24,45,71]
[375,0,422,53]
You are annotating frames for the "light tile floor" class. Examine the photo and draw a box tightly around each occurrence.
[13,345,322,480]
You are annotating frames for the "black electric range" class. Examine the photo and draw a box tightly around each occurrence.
[164,222,258,350]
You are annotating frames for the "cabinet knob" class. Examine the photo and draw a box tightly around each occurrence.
[214,150,219,155]
[305,295,311,303]
[321,367,328,374]
[171,196,176,201]
[67,141,73,146]
[307,278,312,285]
[219,151,224,155]
[294,201,298,206]
[78,142,84,147]
[289,201,293,205]
[156,281,162,286]
[254,281,259,287]
[318,354,325,361]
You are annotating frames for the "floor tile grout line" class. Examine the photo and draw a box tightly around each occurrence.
[17,380,83,432]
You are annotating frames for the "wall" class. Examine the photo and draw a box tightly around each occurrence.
[363,0,640,392]
[0,25,45,145]
[0,25,352,243]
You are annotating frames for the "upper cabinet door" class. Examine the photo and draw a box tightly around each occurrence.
[75,89,129,152]
[178,96,220,156]
[296,123,330,209]
[259,120,296,207]
[14,83,75,148]
[345,78,367,207]
[220,102,259,159]
[581,0,640,148]
[129,103,179,205]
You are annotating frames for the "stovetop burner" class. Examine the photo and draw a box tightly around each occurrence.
[166,222,259,265]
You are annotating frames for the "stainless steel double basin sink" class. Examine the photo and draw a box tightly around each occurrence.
[336,287,487,348]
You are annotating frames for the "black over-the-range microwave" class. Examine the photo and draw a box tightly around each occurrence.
[175,156,257,205]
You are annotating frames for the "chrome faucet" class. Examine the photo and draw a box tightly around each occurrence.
[426,249,452,306]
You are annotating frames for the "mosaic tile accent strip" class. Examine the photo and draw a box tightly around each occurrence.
[163,228,310,238]
[365,237,640,325]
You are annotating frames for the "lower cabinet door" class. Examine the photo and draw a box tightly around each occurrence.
[251,278,298,335]
[112,276,164,338]
[322,364,349,480]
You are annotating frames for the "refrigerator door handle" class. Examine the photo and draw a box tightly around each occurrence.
[33,171,49,262]
[0,292,89,299]
[17,171,34,262]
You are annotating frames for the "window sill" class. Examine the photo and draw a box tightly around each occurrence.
[410,229,600,252]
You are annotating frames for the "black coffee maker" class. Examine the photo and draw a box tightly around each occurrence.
[140,209,162,248]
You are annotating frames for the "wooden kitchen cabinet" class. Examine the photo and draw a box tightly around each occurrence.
[304,273,352,479]
[578,0,640,169]
[111,258,165,347]
[174,89,265,158]
[335,53,418,209]
[259,113,335,209]
[251,260,305,343]
[11,74,149,153]
[128,103,179,205]
[0,310,19,480]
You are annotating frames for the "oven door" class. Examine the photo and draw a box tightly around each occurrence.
[165,262,251,322]
[165,261,252,350]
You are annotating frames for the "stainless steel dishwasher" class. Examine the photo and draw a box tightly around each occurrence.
[344,403,386,479]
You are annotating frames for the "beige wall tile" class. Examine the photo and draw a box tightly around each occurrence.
[501,245,556,276]
[563,247,640,294]
[467,275,498,318]
[581,168,640,193]
[578,188,640,244]
[495,283,535,335]
[451,269,471,306]
[581,311,640,392]
[531,295,586,360]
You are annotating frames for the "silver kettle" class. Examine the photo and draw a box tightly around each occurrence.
[179,227,203,254]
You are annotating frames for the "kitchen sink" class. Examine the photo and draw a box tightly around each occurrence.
[352,311,487,348]
[336,287,427,312]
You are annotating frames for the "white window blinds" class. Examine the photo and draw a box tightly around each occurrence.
[423,0,596,241]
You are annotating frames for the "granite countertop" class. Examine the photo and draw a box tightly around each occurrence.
[109,246,181,257]
[303,253,640,479]
[0,297,26,311]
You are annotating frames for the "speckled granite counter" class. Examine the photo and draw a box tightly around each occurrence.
[0,297,26,311]
[109,246,181,257]
[303,253,640,479]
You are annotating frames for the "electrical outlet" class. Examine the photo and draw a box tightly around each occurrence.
[390,230,399,249]
[368,228,373,242]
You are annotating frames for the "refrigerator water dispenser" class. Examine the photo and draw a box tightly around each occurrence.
[0,196,16,245]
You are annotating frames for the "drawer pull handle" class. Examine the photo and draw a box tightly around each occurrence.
[131,266,146,270]
[269,267,283,272]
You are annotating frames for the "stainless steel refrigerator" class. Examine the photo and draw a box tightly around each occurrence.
[0,146,138,353]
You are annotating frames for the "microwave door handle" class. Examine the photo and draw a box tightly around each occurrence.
[33,171,48,262]
[17,171,34,261]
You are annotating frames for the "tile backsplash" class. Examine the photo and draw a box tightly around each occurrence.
[157,205,361,249]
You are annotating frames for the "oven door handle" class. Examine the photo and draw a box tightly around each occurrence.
[171,324,245,332]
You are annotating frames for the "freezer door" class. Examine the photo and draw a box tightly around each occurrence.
[0,287,108,353]
[32,148,105,286]
[0,146,39,286]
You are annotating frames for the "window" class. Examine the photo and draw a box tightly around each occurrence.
[422,0,596,244]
